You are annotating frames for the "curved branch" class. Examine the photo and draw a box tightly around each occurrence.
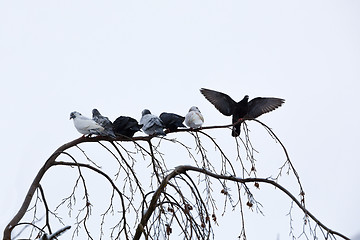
[133,165,350,240]
[38,184,52,234]
[3,121,347,240]
[52,161,130,239]
[3,137,85,240]
[252,119,305,199]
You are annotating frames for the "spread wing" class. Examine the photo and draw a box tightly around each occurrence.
[200,88,236,116]
[246,97,285,118]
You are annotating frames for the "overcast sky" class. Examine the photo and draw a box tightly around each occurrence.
[0,1,359,239]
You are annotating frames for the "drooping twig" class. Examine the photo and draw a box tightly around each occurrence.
[133,165,349,240]
[3,120,349,240]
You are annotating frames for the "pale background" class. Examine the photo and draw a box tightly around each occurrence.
[1,1,359,239]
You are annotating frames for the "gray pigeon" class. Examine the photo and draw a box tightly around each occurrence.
[41,226,71,240]
[200,88,285,136]
[92,109,116,138]
[140,109,166,136]
[70,111,104,136]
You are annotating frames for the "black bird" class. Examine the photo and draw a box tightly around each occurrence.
[113,116,142,138]
[160,112,186,132]
[200,88,285,137]
[92,109,116,138]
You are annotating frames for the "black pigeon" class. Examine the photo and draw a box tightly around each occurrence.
[92,109,116,138]
[160,112,186,132]
[113,116,142,138]
[200,88,285,137]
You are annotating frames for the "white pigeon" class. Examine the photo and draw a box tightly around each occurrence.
[140,109,166,136]
[185,106,204,129]
[70,111,104,136]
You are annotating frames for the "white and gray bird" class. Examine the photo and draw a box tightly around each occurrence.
[140,109,166,136]
[40,226,71,240]
[70,111,104,136]
[92,109,116,138]
[185,106,204,129]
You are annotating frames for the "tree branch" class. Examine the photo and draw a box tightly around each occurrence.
[133,165,349,240]
[3,120,349,240]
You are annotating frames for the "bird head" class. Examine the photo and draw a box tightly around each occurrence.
[92,108,100,117]
[70,111,81,120]
[189,106,200,112]
[243,95,249,102]
[142,109,151,116]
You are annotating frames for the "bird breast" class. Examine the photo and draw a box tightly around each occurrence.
[185,111,204,128]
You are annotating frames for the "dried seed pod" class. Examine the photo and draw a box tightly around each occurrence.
[166,224,172,235]
[221,189,228,195]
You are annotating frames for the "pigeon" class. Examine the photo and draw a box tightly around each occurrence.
[70,111,104,136]
[92,109,116,138]
[113,116,142,137]
[41,226,71,240]
[200,88,285,137]
[159,112,186,131]
[185,106,204,129]
[140,109,166,136]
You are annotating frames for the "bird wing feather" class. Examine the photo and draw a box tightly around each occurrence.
[160,113,185,126]
[75,117,103,131]
[85,120,104,131]
[141,115,163,130]
[246,97,285,118]
[200,88,236,116]
[187,112,203,125]
[195,112,204,123]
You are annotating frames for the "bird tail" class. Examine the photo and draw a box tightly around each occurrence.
[156,129,166,136]
[108,132,117,138]
[47,226,71,240]
[106,129,117,138]
[232,124,240,137]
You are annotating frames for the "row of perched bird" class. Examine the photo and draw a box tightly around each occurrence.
[70,88,285,138]
[70,106,204,138]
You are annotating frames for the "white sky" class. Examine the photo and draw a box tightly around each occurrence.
[0,1,359,239]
